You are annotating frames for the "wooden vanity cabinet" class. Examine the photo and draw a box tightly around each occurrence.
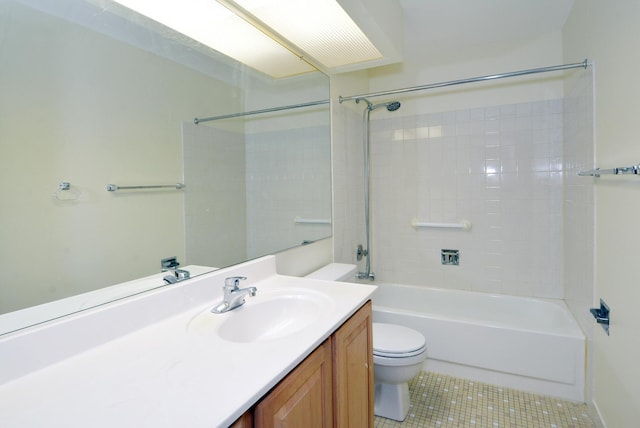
[332,300,374,427]
[231,301,373,428]
[229,412,252,428]
[254,339,333,427]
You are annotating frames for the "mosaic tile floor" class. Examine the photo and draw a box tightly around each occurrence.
[374,372,602,428]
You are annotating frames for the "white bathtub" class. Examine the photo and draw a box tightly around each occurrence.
[371,283,585,402]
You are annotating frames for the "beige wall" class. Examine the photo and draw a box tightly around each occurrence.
[563,1,640,425]
[0,3,239,312]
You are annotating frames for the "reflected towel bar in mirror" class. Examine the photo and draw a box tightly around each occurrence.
[411,219,472,230]
[106,183,185,192]
[293,217,331,225]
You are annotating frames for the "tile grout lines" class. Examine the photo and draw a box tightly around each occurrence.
[374,371,602,428]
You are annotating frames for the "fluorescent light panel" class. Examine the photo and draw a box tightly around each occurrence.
[109,0,316,77]
[230,0,382,69]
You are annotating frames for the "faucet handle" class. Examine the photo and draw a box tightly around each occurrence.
[161,256,180,272]
[224,276,247,289]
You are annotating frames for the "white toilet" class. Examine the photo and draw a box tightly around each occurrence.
[305,264,428,422]
[372,322,427,421]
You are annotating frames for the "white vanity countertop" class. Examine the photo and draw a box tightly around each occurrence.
[0,259,375,427]
[0,265,216,336]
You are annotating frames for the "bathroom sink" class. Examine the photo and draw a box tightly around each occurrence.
[188,288,333,343]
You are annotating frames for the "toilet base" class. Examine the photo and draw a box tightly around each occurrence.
[374,382,411,421]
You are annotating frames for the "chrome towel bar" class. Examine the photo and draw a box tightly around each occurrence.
[578,164,640,177]
[106,183,185,192]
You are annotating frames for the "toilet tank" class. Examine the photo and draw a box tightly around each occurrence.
[304,263,357,282]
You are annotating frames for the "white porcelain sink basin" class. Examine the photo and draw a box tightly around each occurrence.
[188,288,333,343]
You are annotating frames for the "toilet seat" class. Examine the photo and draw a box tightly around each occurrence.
[373,323,426,358]
[374,346,426,358]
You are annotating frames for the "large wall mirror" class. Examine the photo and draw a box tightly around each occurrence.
[0,0,331,334]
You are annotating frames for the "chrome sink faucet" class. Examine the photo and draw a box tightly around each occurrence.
[163,268,190,284]
[211,276,257,313]
[161,256,190,284]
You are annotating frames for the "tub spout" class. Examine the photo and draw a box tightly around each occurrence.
[357,271,375,281]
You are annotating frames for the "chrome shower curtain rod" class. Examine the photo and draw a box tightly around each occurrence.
[194,99,329,124]
[338,59,589,103]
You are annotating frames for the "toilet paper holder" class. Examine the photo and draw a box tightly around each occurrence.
[590,299,610,335]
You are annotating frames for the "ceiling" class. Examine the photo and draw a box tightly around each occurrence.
[398,0,575,63]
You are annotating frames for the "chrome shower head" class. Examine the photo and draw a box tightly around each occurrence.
[370,100,401,112]
[356,98,401,112]
[385,101,401,111]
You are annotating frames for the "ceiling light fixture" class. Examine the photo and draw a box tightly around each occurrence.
[109,0,316,78]
[218,0,383,74]
[108,0,395,78]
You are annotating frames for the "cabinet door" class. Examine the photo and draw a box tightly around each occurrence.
[254,339,333,428]
[229,411,252,428]
[332,301,374,428]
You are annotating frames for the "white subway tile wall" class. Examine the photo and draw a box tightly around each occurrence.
[332,105,367,264]
[368,99,565,298]
[183,123,248,267]
[245,125,331,258]
[184,122,331,265]
[563,69,595,336]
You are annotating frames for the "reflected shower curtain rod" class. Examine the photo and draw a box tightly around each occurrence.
[338,59,589,103]
[194,99,329,124]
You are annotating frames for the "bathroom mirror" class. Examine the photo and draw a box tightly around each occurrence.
[0,0,331,334]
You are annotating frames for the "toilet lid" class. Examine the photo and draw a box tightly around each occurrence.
[373,323,426,357]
